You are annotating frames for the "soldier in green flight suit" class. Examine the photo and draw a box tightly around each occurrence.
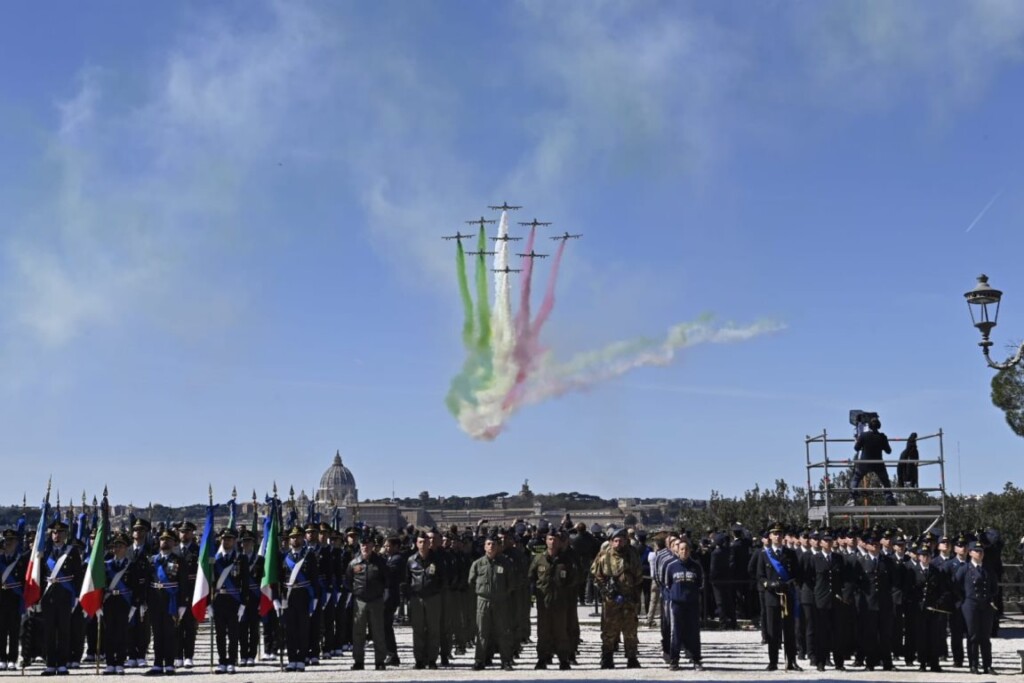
[528,528,577,670]
[467,535,514,671]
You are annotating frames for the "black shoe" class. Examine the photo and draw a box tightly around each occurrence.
[626,657,641,669]
[919,664,927,671]
[983,667,997,675]
[534,662,547,670]
[786,661,803,671]
[440,657,450,666]
[558,662,570,670]
[693,662,705,672]
[350,663,364,671]
[834,663,846,671]
[930,665,943,673]
[970,666,979,674]
[765,663,778,671]
[426,662,437,670]
[500,663,513,671]
[374,664,386,671]
[600,654,614,670]
[817,664,826,672]
[669,660,679,671]
[413,663,425,670]
[385,655,400,666]
[472,663,485,671]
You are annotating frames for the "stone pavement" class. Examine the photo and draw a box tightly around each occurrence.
[6,608,1021,681]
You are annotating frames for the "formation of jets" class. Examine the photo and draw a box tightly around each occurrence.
[443,204,582,254]
[465,217,496,229]
[492,265,522,274]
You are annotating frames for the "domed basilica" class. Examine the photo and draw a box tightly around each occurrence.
[317,450,358,507]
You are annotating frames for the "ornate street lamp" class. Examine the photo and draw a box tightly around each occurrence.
[964,274,1024,369]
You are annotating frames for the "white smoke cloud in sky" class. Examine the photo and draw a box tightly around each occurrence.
[2,1,1024,356]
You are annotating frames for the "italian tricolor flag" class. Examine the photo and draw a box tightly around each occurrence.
[23,502,50,609]
[259,501,279,616]
[191,505,215,622]
[79,513,107,617]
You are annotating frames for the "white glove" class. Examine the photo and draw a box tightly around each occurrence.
[237,605,245,622]
[72,598,79,611]
[128,606,137,622]
[311,599,318,612]
[140,605,148,619]
[273,599,283,617]
[206,605,213,620]
[177,607,186,619]
[96,608,104,618]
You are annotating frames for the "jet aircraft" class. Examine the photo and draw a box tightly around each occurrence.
[517,218,552,229]
[491,234,523,243]
[517,249,549,259]
[442,231,472,242]
[488,201,522,211]
[550,232,582,241]
[465,217,497,229]
[492,265,522,274]
[466,250,497,256]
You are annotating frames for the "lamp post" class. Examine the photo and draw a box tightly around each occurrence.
[964,274,1024,370]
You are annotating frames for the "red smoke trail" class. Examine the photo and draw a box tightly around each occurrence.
[502,238,567,410]
[513,227,537,340]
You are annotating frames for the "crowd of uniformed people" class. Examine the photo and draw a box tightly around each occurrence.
[0,510,1012,676]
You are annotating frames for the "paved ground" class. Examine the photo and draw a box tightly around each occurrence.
[6,609,1022,680]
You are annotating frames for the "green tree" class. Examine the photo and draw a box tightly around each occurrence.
[990,343,1024,437]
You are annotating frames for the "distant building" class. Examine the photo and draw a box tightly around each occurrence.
[317,451,358,507]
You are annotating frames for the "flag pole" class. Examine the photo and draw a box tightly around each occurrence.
[208,484,214,675]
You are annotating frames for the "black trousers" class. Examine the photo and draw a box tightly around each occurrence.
[0,591,20,663]
[129,607,150,661]
[102,597,131,667]
[148,595,177,668]
[308,602,322,657]
[42,588,74,668]
[712,582,736,626]
[949,606,966,664]
[285,592,310,663]
[239,601,260,660]
[383,597,399,657]
[914,608,943,667]
[69,605,85,663]
[262,611,278,655]
[213,594,240,665]
[796,601,814,659]
[763,603,796,665]
[176,609,197,659]
[860,609,894,668]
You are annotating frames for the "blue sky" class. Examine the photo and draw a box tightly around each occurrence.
[1,2,1023,507]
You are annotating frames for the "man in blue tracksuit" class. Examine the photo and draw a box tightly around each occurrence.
[663,537,704,671]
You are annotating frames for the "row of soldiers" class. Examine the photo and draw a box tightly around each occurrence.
[0,513,1010,676]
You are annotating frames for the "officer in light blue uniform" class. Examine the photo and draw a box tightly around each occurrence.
[953,540,998,675]
[662,537,704,671]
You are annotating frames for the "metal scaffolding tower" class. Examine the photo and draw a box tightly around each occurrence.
[805,428,947,535]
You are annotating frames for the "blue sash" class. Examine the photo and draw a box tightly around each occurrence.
[285,553,316,608]
[105,559,133,606]
[764,549,799,618]
[155,559,178,616]
[46,552,76,596]
[1,554,25,613]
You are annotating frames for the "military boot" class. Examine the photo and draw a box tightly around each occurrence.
[626,656,642,669]
[600,652,614,670]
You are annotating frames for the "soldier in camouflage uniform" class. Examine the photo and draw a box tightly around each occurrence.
[592,527,643,669]
[467,536,514,671]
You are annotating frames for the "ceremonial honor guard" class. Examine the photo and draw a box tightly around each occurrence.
[41,520,83,676]
[809,531,851,671]
[175,521,199,669]
[127,519,152,668]
[146,530,182,676]
[102,532,139,675]
[756,523,801,672]
[301,524,323,665]
[909,545,949,672]
[282,526,317,672]
[238,529,262,667]
[855,534,895,671]
[954,540,999,675]
[0,529,26,671]
[212,528,247,674]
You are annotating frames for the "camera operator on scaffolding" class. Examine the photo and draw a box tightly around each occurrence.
[846,416,897,506]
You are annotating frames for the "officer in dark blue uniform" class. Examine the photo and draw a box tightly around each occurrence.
[941,535,969,666]
[175,521,199,669]
[663,537,704,671]
[0,529,26,671]
[41,520,83,676]
[146,530,182,676]
[954,540,998,675]
[755,522,801,671]
[102,532,141,675]
[212,528,247,673]
[855,534,895,671]
[282,525,318,672]
[908,546,949,672]
[238,529,262,667]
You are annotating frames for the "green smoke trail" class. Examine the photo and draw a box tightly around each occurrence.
[474,226,491,351]
[456,240,474,348]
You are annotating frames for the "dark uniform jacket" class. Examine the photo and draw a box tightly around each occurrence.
[756,546,800,609]
[810,551,850,609]
[528,551,577,607]
[856,553,893,612]
[405,551,445,598]
[347,553,387,602]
